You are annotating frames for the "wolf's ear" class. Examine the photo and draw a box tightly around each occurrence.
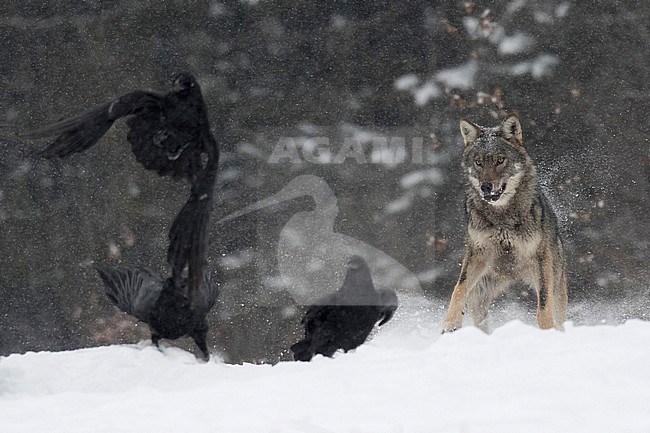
[501,114,523,144]
[459,119,480,146]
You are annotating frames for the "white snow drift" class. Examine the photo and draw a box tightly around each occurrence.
[1,299,649,433]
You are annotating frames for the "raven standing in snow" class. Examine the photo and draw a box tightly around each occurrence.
[22,73,220,299]
[290,256,398,361]
[96,265,219,361]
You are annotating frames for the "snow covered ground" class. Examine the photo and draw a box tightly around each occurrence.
[1,297,649,433]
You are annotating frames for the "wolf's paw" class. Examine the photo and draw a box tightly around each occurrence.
[441,320,462,334]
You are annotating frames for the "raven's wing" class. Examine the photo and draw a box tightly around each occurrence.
[301,292,339,325]
[167,134,219,299]
[192,272,220,319]
[22,90,161,158]
[376,289,398,326]
[291,293,342,361]
[95,265,164,323]
[167,183,212,301]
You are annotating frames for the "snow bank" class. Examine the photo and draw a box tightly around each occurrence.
[2,317,649,433]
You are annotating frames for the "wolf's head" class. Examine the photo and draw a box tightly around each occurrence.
[459,114,533,207]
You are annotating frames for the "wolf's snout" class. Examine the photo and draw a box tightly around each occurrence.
[480,181,504,203]
[480,182,493,194]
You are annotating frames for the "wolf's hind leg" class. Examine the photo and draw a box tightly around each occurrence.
[535,285,554,329]
[467,276,507,333]
[468,290,491,333]
[535,246,562,330]
[553,260,568,328]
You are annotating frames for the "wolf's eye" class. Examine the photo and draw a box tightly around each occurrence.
[474,158,482,167]
[496,156,505,165]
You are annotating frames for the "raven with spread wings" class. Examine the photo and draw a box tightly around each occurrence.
[22,73,219,300]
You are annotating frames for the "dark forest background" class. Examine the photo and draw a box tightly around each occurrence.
[0,0,648,363]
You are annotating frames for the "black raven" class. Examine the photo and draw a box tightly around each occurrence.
[96,265,219,361]
[290,255,399,361]
[22,73,220,299]
[22,73,211,181]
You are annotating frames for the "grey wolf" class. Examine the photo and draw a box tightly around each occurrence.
[291,256,398,361]
[442,114,567,333]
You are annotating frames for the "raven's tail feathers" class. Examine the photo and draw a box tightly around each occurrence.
[377,289,399,326]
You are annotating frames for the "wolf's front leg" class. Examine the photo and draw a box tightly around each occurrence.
[442,248,486,334]
[442,252,485,333]
[442,281,467,333]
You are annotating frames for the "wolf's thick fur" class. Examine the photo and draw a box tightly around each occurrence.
[442,114,567,333]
